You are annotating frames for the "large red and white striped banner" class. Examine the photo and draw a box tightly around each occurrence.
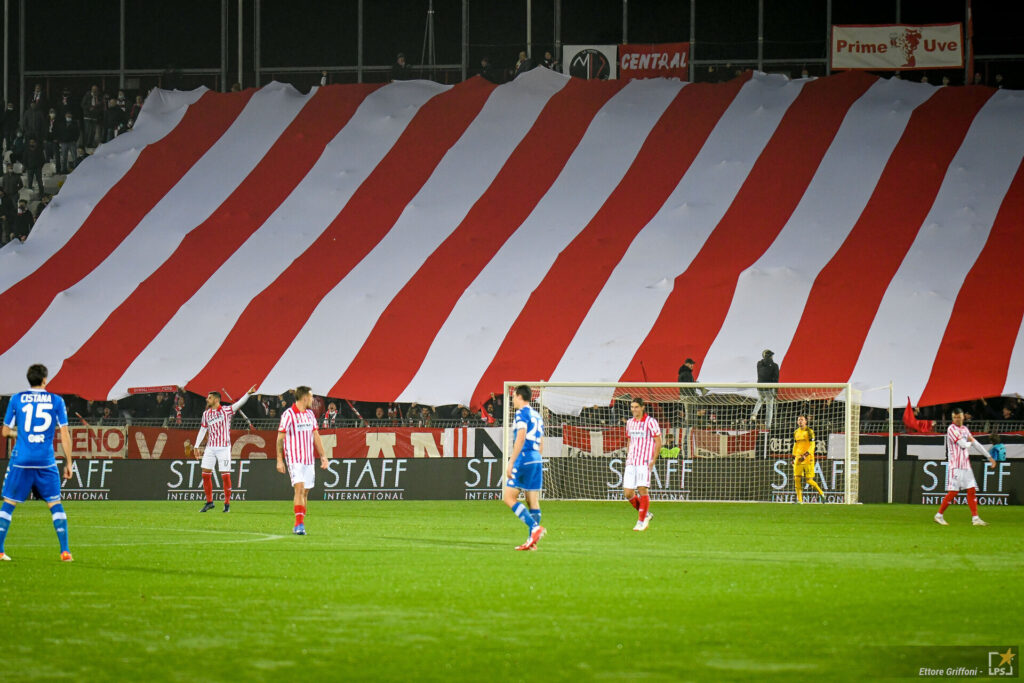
[1,70,1022,408]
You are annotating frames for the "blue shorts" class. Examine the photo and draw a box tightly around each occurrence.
[2,465,62,504]
[506,453,543,491]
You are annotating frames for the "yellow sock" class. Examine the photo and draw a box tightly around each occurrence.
[808,478,824,497]
[795,477,803,503]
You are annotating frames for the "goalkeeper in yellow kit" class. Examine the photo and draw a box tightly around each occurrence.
[793,415,826,503]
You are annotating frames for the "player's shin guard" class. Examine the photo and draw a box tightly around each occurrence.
[511,502,536,530]
[938,490,957,514]
[50,504,70,553]
[530,509,541,526]
[221,473,232,505]
[294,505,306,526]
[967,488,978,516]
[202,471,214,503]
[0,501,15,553]
[638,495,650,522]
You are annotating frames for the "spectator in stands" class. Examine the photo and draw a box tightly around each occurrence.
[995,74,1005,89]
[416,404,435,428]
[9,128,25,165]
[55,89,75,121]
[479,56,499,83]
[2,101,17,151]
[29,83,47,110]
[514,50,533,78]
[750,349,779,428]
[230,82,242,92]
[973,72,983,85]
[81,85,104,148]
[370,406,388,426]
[170,393,187,426]
[12,199,33,243]
[941,75,951,86]
[129,95,144,127]
[990,434,1006,462]
[540,50,558,71]
[20,101,46,144]
[322,402,340,428]
[23,138,46,197]
[35,194,51,220]
[105,94,128,141]
[58,111,79,174]
[44,108,60,168]
[391,53,413,81]
[2,162,23,198]
[0,188,13,243]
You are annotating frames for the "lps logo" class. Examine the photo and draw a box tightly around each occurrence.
[63,460,114,500]
[166,460,250,501]
[988,647,1016,677]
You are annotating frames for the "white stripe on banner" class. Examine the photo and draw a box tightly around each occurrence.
[111,81,448,397]
[851,89,1024,399]
[261,68,570,393]
[0,83,315,392]
[0,87,207,288]
[399,77,685,405]
[551,73,805,385]
[1004,316,1024,397]
[698,77,937,384]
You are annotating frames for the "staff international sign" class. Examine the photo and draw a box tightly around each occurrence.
[831,24,963,71]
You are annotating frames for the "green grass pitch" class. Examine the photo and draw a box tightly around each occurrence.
[1,501,1022,681]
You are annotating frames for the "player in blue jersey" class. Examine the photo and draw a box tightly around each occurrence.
[1,364,74,562]
[502,385,546,551]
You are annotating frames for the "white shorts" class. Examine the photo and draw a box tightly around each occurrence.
[946,467,978,492]
[623,463,651,490]
[288,461,316,490]
[201,446,231,472]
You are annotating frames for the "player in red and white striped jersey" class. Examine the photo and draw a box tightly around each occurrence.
[934,407,996,526]
[193,385,255,513]
[624,398,661,531]
[275,386,329,535]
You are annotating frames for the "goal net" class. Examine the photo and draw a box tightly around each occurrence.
[502,382,861,504]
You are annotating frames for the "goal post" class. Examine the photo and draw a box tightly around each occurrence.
[502,382,861,504]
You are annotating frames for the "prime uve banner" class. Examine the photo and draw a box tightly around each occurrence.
[831,23,964,70]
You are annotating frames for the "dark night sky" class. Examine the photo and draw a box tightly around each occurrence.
[9,0,1023,87]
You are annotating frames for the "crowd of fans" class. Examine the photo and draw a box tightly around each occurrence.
[1,83,146,245]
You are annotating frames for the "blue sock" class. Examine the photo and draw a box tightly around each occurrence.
[50,503,70,553]
[511,502,537,530]
[0,501,15,553]
[530,508,541,526]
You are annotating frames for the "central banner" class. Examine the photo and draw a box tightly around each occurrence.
[618,43,690,80]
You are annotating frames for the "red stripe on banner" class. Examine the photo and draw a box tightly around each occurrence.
[48,86,379,399]
[919,157,1024,405]
[780,85,995,385]
[471,75,752,406]
[622,71,877,383]
[0,90,254,355]
[187,77,497,396]
[333,79,625,401]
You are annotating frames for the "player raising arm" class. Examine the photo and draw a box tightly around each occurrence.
[276,386,329,535]
[624,397,661,531]
[0,364,74,562]
[502,385,546,551]
[193,385,255,513]
[792,415,826,503]
[934,407,996,526]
